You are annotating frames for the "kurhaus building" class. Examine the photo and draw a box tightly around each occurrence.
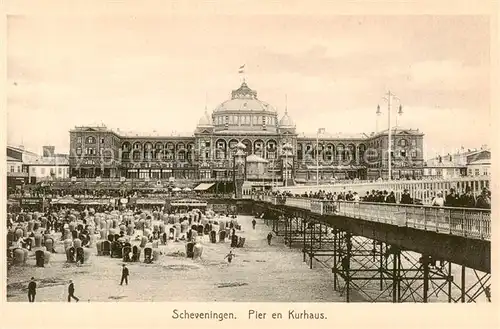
[68,81,425,184]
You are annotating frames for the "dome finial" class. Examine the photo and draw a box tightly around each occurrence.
[204,92,208,113]
[285,94,288,114]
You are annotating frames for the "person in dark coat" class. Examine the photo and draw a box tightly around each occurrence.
[386,191,396,203]
[400,189,413,204]
[476,188,491,209]
[445,188,459,207]
[28,277,36,302]
[67,280,79,302]
[252,219,256,229]
[267,232,273,246]
[120,264,129,285]
[459,187,476,208]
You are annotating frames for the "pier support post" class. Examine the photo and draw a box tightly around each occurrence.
[302,217,306,262]
[309,220,314,269]
[344,233,352,302]
[333,228,337,291]
[379,241,384,291]
[422,255,430,303]
[461,265,466,303]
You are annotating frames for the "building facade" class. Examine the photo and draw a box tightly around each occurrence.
[68,81,425,184]
[25,156,70,184]
[6,145,71,187]
[423,147,490,179]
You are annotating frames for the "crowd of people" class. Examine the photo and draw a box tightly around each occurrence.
[259,186,491,209]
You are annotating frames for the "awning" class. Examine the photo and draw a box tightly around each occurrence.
[52,196,79,205]
[194,183,215,191]
[136,198,165,205]
[79,199,111,205]
[171,200,208,207]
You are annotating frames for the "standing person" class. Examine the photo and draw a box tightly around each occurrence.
[386,191,396,203]
[445,188,459,207]
[120,264,129,285]
[476,188,491,209]
[251,218,257,229]
[267,232,273,246]
[67,280,79,302]
[431,192,445,207]
[459,187,476,208]
[224,250,235,263]
[27,277,36,303]
[400,189,412,204]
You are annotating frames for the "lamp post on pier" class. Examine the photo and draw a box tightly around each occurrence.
[282,142,293,187]
[377,91,403,181]
[316,128,325,186]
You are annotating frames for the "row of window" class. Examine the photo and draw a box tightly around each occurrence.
[468,168,489,176]
[76,136,106,144]
[367,138,417,149]
[75,147,98,156]
[215,115,276,126]
[9,165,22,173]
[9,165,70,176]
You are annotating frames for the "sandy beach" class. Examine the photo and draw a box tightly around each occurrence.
[7,215,343,302]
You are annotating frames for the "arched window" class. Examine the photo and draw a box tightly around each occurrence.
[297,143,303,160]
[254,140,264,158]
[358,144,366,163]
[86,136,96,144]
[347,144,356,162]
[336,144,345,162]
[121,142,131,160]
[266,140,277,159]
[325,143,335,162]
[215,139,226,160]
[143,142,153,161]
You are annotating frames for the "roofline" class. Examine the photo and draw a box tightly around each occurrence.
[24,163,70,166]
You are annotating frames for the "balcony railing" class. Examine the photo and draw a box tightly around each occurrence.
[253,196,491,241]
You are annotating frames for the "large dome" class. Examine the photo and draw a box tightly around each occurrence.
[211,81,279,133]
[214,82,277,113]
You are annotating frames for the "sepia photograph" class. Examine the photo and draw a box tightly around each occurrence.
[4,6,493,307]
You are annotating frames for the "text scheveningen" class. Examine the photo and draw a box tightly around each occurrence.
[172,309,236,321]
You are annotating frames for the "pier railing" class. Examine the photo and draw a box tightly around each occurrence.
[272,176,490,205]
[253,196,491,241]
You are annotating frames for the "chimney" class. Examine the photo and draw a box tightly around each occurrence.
[43,146,55,157]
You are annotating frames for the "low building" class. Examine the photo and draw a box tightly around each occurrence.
[467,158,490,177]
[25,155,70,184]
[423,146,491,179]
[7,156,28,190]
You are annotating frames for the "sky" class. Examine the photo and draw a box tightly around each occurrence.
[6,15,491,159]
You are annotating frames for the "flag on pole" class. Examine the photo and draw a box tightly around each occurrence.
[318,128,326,134]
[238,64,245,74]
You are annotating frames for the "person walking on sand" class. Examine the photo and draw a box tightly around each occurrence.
[267,232,273,246]
[120,264,129,285]
[28,277,36,303]
[224,250,235,263]
[67,280,79,302]
[252,218,257,230]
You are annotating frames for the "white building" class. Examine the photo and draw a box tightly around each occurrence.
[467,158,490,177]
[423,147,490,179]
[25,155,70,184]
